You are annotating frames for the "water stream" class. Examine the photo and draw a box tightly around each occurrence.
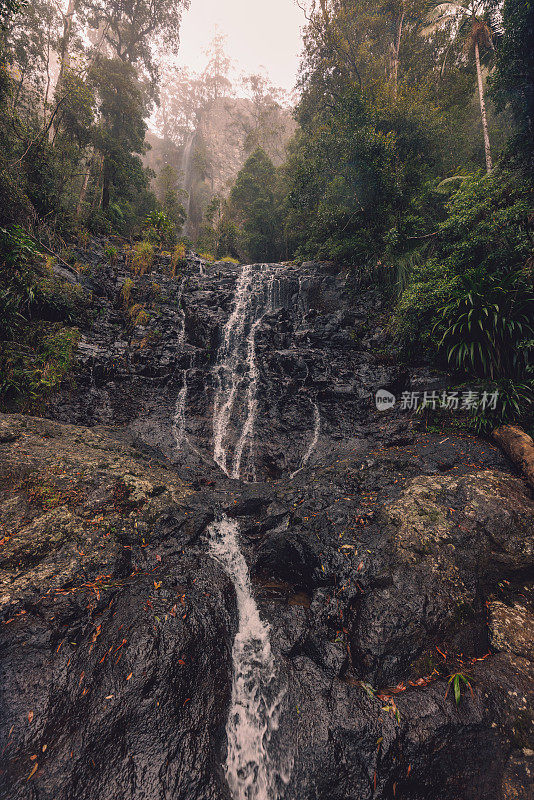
[208,516,289,799]
[207,264,292,798]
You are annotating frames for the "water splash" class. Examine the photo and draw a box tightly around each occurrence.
[208,517,291,799]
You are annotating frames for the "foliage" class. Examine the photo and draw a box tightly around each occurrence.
[229,148,283,262]
[131,240,154,275]
[434,270,534,379]
[394,171,533,357]
[170,241,187,275]
[143,210,174,248]
[445,672,474,705]
[490,0,534,171]
[0,225,84,408]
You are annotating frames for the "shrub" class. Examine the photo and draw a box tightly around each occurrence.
[0,324,79,409]
[170,242,187,276]
[104,245,118,264]
[120,277,134,307]
[127,303,149,328]
[143,210,174,248]
[131,241,154,275]
[434,271,534,380]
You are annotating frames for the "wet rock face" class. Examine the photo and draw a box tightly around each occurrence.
[2,251,534,800]
[0,414,235,800]
[46,254,396,479]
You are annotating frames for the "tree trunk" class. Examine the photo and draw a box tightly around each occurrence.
[391,5,405,99]
[56,0,77,93]
[76,154,94,219]
[474,40,492,173]
[493,425,534,490]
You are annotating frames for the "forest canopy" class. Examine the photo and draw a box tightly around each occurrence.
[0,0,532,427]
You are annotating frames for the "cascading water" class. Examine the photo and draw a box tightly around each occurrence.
[290,401,321,479]
[180,132,195,234]
[212,264,280,480]
[208,264,292,798]
[207,517,290,800]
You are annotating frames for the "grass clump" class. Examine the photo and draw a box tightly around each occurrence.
[131,241,154,275]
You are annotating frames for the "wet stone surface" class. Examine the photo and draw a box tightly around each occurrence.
[1,251,533,799]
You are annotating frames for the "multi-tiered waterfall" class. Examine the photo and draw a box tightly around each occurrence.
[206,264,308,798]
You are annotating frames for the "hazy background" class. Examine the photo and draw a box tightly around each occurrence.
[176,0,306,93]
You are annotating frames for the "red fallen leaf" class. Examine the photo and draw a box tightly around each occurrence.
[407,764,412,777]
[28,711,33,723]
[178,659,185,666]
[356,561,364,572]
[183,698,190,706]
[126,672,133,681]
[373,771,377,790]
[27,763,38,780]
[155,554,162,562]
[30,754,37,761]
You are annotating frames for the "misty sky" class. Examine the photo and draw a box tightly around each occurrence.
[176,0,306,94]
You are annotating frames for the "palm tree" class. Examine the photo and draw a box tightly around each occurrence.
[421,1,494,173]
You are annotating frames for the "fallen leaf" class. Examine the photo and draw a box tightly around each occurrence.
[27,763,38,780]
[126,673,132,681]
[28,711,33,723]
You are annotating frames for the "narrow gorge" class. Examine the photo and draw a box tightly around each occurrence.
[0,249,532,800]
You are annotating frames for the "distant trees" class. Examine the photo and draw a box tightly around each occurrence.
[229,148,283,262]
[490,0,534,170]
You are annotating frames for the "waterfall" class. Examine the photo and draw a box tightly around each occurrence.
[290,401,321,479]
[212,264,273,480]
[172,369,188,449]
[209,264,292,797]
[208,517,290,800]
[180,132,195,231]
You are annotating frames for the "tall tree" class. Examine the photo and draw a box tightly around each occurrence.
[422,0,494,172]
[84,0,188,86]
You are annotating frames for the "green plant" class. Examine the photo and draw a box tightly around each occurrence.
[434,271,534,380]
[104,245,118,264]
[120,277,134,307]
[198,251,215,262]
[445,672,474,706]
[220,255,240,264]
[131,241,154,275]
[469,378,534,433]
[170,242,187,276]
[144,210,174,248]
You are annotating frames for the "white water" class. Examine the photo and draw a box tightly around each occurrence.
[209,264,293,797]
[212,264,279,480]
[180,132,195,232]
[290,401,321,479]
[172,369,189,449]
[208,517,290,800]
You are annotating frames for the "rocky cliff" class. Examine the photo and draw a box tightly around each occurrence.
[0,246,532,800]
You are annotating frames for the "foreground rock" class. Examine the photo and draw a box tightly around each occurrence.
[0,413,235,800]
[1,413,533,799]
